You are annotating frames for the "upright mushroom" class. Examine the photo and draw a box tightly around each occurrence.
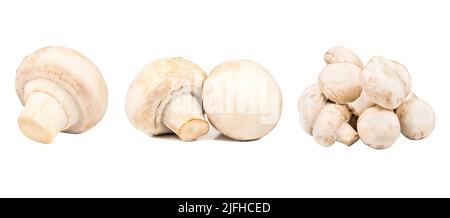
[16,46,108,144]
[312,104,359,146]
[396,96,435,140]
[347,58,411,116]
[324,46,364,69]
[126,57,209,141]
[357,106,401,149]
[202,60,282,141]
[318,63,362,104]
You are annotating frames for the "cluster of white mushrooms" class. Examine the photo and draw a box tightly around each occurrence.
[298,46,435,149]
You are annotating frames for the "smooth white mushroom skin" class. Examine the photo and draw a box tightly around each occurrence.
[396,98,435,140]
[358,106,401,149]
[324,46,364,69]
[16,46,108,144]
[318,63,362,104]
[202,60,282,141]
[312,104,358,146]
[126,57,208,141]
[359,59,412,109]
[298,84,327,135]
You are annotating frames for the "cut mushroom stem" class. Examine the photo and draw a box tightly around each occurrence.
[336,122,359,146]
[347,91,375,116]
[162,93,209,141]
[18,92,68,144]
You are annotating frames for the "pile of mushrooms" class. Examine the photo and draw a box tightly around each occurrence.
[298,46,435,149]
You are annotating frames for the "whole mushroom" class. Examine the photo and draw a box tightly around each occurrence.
[347,59,412,116]
[16,46,108,144]
[357,106,401,149]
[298,84,327,135]
[202,60,282,141]
[126,57,209,141]
[396,96,435,140]
[318,63,362,104]
[324,46,364,69]
[312,104,359,146]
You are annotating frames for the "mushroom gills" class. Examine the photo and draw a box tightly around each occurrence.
[162,93,209,141]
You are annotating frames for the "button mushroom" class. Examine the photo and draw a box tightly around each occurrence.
[357,106,401,149]
[396,95,435,140]
[347,59,412,116]
[318,63,362,104]
[16,46,108,144]
[202,60,282,141]
[324,46,364,69]
[312,104,359,146]
[298,84,327,135]
[126,57,209,141]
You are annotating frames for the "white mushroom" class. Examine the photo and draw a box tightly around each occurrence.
[347,59,411,116]
[396,97,435,140]
[318,63,362,104]
[324,46,364,69]
[16,46,108,144]
[357,106,400,149]
[312,104,359,146]
[126,57,209,141]
[298,84,327,135]
[202,60,282,141]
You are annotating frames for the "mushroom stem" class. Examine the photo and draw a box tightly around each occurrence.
[336,122,359,146]
[347,91,375,116]
[162,93,209,141]
[18,92,68,144]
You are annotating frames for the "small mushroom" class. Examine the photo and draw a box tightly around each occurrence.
[357,106,401,149]
[318,63,362,104]
[298,84,327,135]
[347,59,411,116]
[202,60,282,141]
[324,46,364,69]
[16,46,108,144]
[126,57,209,141]
[396,97,435,140]
[312,104,359,146]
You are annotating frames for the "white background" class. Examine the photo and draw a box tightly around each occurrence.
[0,0,448,197]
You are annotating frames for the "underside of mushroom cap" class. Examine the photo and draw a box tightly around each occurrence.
[15,46,108,134]
[360,59,411,109]
[126,57,206,135]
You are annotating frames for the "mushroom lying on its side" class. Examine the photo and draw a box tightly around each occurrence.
[312,104,359,146]
[357,106,401,149]
[16,46,108,144]
[298,84,358,146]
[347,58,411,116]
[396,95,435,140]
[126,57,209,141]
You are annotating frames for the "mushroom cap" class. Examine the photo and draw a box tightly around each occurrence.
[298,84,327,135]
[396,98,435,140]
[202,59,282,141]
[318,63,362,104]
[312,104,351,146]
[126,57,206,135]
[358,106,400,149]
[16,46,108,133]
[360,59,411,109]
[324,46,364,69]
